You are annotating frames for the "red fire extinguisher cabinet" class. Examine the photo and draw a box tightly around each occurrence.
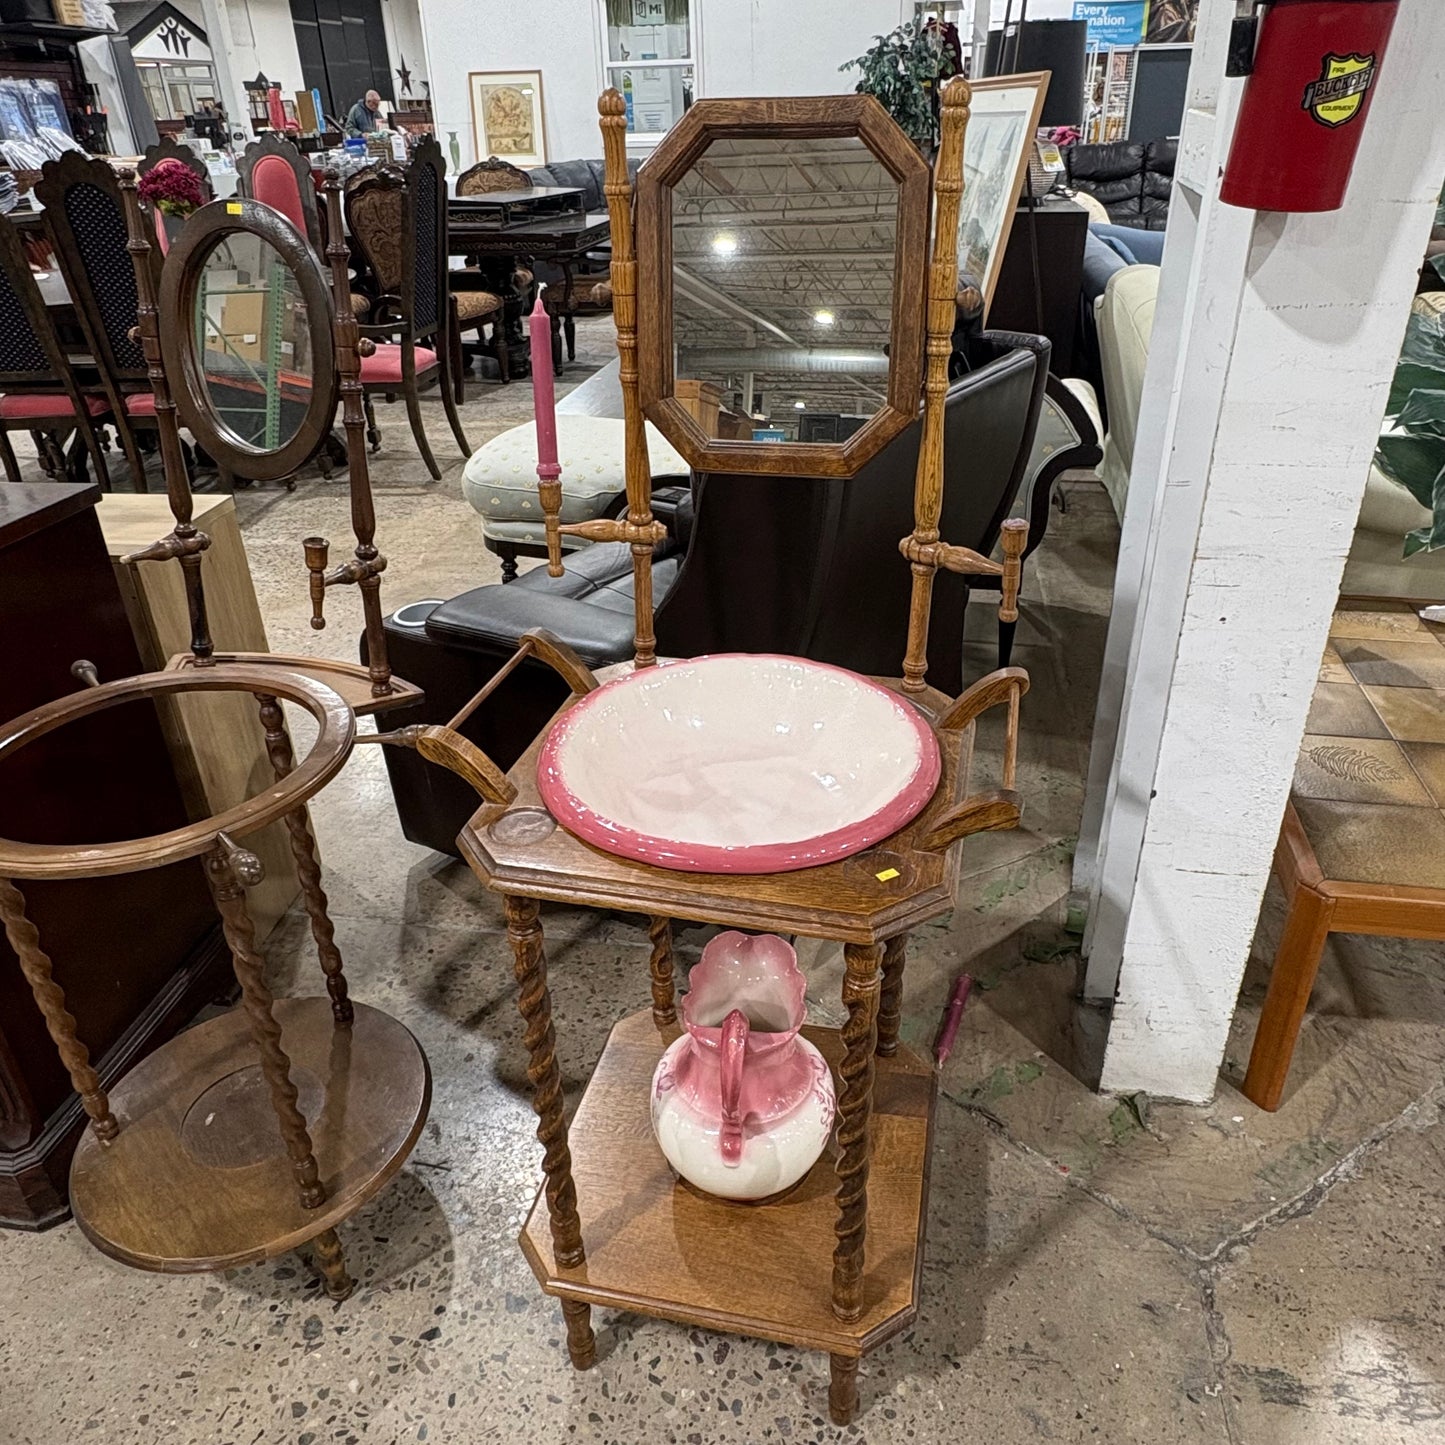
[1220,0,1399,214]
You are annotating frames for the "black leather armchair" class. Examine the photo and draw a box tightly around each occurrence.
[373,333,1049,855]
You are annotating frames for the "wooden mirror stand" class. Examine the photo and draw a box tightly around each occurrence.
[116,171,420,717]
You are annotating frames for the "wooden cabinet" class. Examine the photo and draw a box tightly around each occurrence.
[0,483,228,1230]
[96,494,299,939]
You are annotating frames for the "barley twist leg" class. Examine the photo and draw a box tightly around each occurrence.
[0,877,117,1142]
[505,894,595,1367]
[829,1355,860,1426]
[647,915,676,1026]
[205,844,325,1210]
[254,693,353,1025]
[311,1227,355,1300]
[833,941,882,1324]
[876,935,906,1058]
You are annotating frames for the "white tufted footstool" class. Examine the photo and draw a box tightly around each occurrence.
[461,413,690,580]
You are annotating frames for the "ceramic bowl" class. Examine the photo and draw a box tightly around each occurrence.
[536,654,941,873]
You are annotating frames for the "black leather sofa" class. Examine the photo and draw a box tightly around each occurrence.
[526,157,641,207]
[373,333,1050,856]
[1064,139,1177,230]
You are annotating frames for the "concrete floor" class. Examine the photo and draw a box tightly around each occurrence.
[3,323,1444,1444]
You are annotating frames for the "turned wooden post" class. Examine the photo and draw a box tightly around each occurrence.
[319,170,394,698]
[648,916,677,1026]
[876,935,906,1058]
[204,839,327,1211]
[833,941,883,1323]
[504,894,596,1368]
[599,89,662,670]
[900,79,971,695]
[254,692,353,1025]
[117,168,214,662]
[0,877,118,1142]
[311,1225,355,1301]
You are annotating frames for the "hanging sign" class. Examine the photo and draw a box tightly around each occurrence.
[1072,1,1148,48]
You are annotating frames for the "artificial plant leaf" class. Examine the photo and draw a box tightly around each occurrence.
[1399,306,1445,374]
[1377,433,1445,509]
[1397,388,1445,441]
[1404,463,1445,556]
[1387,362,1444,419]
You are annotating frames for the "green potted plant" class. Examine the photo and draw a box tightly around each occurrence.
[840,18,961,152]
[1375,298,1445,558]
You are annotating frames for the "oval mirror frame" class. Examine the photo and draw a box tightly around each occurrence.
[637,95,930,480]
[159,197,339,484]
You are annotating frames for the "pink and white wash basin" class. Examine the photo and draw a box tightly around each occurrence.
[536,654,941,873]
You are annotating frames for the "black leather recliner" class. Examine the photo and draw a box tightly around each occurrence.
[373,332,1050,855]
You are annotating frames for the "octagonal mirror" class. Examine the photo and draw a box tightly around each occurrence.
[637,96,930,478]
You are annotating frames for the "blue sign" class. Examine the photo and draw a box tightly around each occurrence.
[1072,1,1147,47]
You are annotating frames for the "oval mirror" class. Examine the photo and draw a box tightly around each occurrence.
[637,97,930,479]
[159,198,339,483]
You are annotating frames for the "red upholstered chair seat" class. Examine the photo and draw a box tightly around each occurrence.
[125,392,158,416]
[360,344,438,384]
[0,392,110,420]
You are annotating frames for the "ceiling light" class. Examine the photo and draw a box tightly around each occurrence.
[793,400,806,410]
[813,309,835,325]
[712,234,738,256]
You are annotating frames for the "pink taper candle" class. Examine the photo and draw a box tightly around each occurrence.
[529,290,564,575]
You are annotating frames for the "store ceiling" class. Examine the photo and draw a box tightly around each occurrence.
[669,135,899,421]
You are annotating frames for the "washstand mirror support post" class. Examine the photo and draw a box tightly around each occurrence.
[117,168,215,664]
[898,78,1027,702]
[307,169,395,699]
[528,91,668,669]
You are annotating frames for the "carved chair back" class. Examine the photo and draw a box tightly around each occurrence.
[33,151,159,391]
[238,133,323,251]
[456,156,530,196]
[345,137,447,346]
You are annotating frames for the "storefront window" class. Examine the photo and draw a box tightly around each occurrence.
[600,0,694,144]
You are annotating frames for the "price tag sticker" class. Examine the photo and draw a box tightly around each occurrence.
[875,867,900,882]
[226,201,243,215]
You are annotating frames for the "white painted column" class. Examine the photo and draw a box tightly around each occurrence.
[197,0,255,149]
[1077,0,1445,1102]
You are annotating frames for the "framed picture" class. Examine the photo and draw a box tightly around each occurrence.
[954,71,1051,317]
[468,70,547,168]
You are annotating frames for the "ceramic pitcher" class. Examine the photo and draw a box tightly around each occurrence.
[651,931,835,1201]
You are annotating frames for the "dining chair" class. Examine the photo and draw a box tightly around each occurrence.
[0,213,113,487]
[237,133,322,248]
[344,138,482,478]
[33,151,165,491]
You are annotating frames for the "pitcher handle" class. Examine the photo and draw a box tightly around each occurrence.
[719,1008,749,1166]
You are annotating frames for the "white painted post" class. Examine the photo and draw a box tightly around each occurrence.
[1077,0,1445,1102]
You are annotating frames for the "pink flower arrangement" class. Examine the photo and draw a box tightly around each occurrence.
[1049,125,1082,148]
[137,158,206,217]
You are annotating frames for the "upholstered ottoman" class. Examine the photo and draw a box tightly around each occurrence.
[461,413,690,580]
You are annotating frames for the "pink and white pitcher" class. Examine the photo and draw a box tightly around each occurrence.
[651,931,835,1201]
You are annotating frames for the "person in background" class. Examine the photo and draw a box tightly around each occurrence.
[345,90,386,137]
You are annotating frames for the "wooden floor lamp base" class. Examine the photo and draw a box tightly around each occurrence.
[518,1010,936,1424]
[70,998,431,1278]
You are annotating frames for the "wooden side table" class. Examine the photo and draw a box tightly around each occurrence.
[96,494,299,939]
[1244,602,1445,1110]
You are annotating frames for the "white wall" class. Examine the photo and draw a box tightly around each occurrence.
[226,0,307,94]
[382,0,429,100]
[699,0,901,98]
[418,0,603,166]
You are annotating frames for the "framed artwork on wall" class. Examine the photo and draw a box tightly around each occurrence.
[468,70,547,168]
[954,71,1051,316]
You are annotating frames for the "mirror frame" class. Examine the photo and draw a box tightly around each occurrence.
[159,197,339,484]
[636,95,930,480]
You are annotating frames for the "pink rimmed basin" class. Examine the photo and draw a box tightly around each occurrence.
[536,654,941,873]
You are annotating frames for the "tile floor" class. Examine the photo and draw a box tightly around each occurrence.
[3,323,1444,1444]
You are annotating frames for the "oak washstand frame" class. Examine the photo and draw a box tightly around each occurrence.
[371,81,1031,1424]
